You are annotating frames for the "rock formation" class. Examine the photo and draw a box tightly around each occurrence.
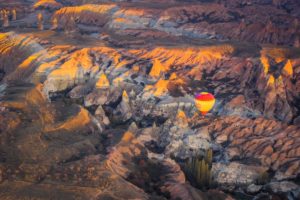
[0,0,299,199]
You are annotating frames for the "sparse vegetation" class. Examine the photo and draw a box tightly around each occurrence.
[183,149,213,190]
[206,148,213,165]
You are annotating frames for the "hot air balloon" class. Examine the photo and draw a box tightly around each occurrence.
[194,92,216,115]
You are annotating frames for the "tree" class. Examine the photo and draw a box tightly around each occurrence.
[184,149,214,190]
[206,148,213,166]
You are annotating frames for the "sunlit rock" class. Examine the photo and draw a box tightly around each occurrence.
[42,48,99,95]
[45,106,92,132]
[53,4,119,30]
[109,8,158,30]
[130,45,234,71]
[34,0,63,11]
[283,59,293,76]
[149,59,166,79]
[143,79,169,99]
[176,109,189,128]
[95,73,110,89]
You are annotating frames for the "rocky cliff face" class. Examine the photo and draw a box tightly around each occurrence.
[46,0,300,46]
[0,0,300,200]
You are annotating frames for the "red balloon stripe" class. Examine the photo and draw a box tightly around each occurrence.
[195,93,215,101]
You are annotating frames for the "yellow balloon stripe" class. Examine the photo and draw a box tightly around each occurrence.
[195,99,216,112]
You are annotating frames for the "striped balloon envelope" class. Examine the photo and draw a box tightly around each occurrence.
[194,92,216,115]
